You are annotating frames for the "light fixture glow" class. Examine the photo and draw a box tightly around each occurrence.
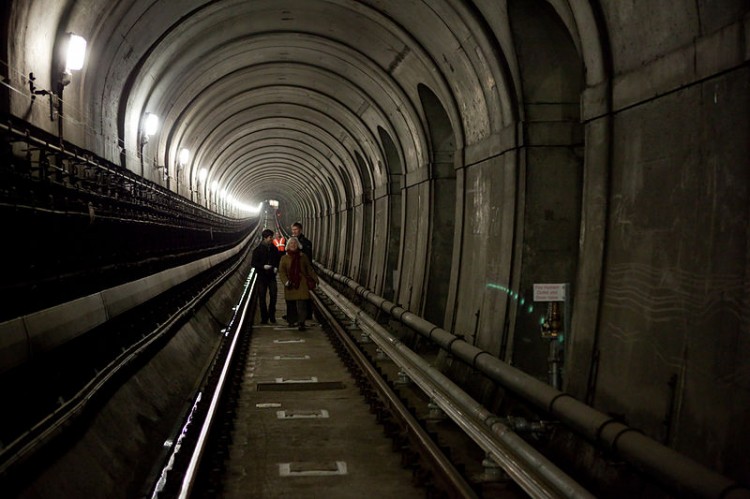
[211,181,219,192]
[198,168,208,182]
[178,148,190,166]
[65,34,87,72]
[143,113,159,137]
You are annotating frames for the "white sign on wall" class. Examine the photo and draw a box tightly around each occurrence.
[533,283,567,302]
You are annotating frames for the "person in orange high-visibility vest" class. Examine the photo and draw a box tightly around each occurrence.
[273,232,286,253]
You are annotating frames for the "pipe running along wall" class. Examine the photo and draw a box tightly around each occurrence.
[320,280,594,499]
[314,264,750,499]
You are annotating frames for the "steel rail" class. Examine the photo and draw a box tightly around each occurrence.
[175,269,257,499]
[312,290,479,498]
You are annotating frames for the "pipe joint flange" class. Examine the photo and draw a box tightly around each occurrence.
[471,349,491,368]
[387,302,401,317]
[610,426,644,452]
[427,325,440,340]
[595,417,630,451]
[546,392,574,415]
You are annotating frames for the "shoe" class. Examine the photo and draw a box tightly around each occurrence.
[298,323,306,331]
[282,314,287,321]
[287,322,297,327]
[270,318,276,324]
[260,320,268,325]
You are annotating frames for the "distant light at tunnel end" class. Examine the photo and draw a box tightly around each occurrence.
[231,200,262,215]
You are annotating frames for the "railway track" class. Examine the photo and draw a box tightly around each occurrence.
[153,273,592,498]
[1,253,593,498]
[0,249,248,497]
[176,291,484,498]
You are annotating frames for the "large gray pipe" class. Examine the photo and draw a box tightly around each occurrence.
[316,265,750,499]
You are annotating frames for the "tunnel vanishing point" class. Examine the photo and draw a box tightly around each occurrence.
[1,1,749,497]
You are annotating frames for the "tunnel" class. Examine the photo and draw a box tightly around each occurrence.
[1,1,749,497]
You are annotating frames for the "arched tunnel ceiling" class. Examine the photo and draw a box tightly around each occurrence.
[116,2,447,212]
[21,0,514,216]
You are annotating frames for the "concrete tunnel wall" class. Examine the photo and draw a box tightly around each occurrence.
[2,0,749,485]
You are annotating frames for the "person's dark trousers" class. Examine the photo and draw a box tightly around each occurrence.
[297,300,308,325]
[303,300,314,320]
[285,300,307,325]
[285,299,299,325]
[257,278,277,323]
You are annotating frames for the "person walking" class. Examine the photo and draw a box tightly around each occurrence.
[251,228,280,324]
[290,221,316,323]
[279,236,318,331]
[291,222,312,262]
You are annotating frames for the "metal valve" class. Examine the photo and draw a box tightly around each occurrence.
[540,302,561,338]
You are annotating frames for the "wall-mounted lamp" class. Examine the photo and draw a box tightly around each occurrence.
[61,33,87,86]
[178,148,190,167]
[141,112,159,145]
[29,32,87,140]
[195,167,208,203]
[174,148,190,193]
[138,112,160,177]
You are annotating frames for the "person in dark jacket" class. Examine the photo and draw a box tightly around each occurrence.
[291,221,312,262]
[251,228,280,324]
